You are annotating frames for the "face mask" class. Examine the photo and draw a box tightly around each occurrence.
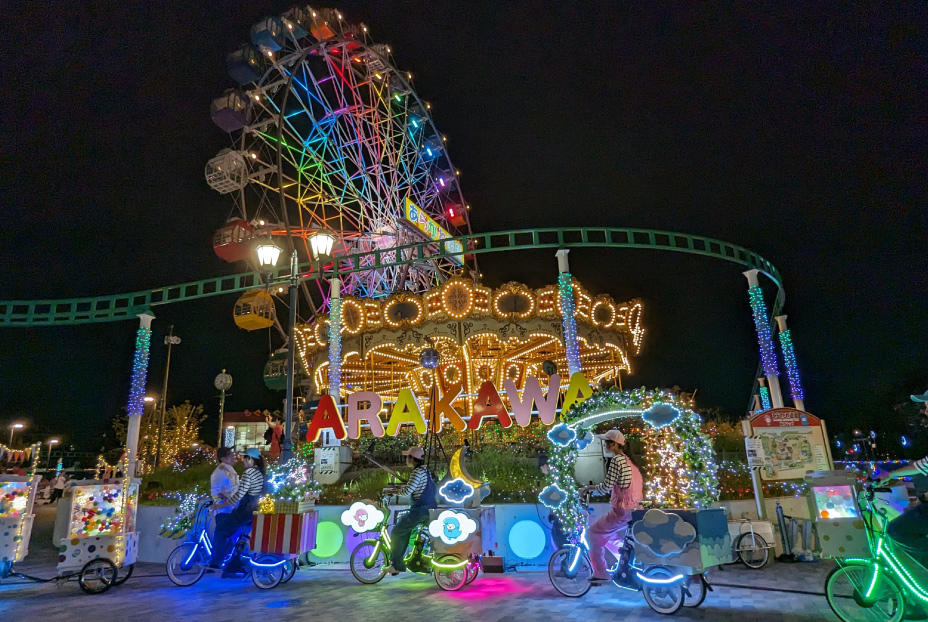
[603,449,616,458]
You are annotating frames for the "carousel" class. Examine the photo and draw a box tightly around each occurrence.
[292,277,644,405]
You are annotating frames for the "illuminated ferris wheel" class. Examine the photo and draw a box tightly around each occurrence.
[206,6,474,303]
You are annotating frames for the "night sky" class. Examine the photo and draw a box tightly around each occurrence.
[1,2,925,452]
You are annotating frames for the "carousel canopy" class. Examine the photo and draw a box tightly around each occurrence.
[294,277,643,405]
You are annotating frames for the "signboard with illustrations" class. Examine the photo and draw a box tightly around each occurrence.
[746,408,832,481]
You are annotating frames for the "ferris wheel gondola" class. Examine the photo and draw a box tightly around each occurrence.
[206,6,476,306]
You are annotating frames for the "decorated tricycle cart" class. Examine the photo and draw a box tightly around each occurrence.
[0,474,41,578]
[57,474,140,594]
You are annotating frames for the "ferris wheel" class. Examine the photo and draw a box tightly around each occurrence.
[206,6,474,304]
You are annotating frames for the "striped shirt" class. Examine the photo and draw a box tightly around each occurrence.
[593,453,632,495]
[230,467,265,503]
[914,457,928,476]
[397,465,430,500]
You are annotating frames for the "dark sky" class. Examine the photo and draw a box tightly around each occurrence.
[1,2,925,451]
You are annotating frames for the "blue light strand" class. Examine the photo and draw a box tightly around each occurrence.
[759,386,772,411]
[778,328,804,401]
[327,295,342,396]
[747,285,779,377]
[558,272,581,375]
[127,326,152,418]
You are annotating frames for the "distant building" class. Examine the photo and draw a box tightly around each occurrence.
[224,410,270,453]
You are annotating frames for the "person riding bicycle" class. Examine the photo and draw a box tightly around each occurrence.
[383,446,437,575]
[209,447,267,576]
[210,447,239,516]
[876,390,928,568]
[578,429,643,585]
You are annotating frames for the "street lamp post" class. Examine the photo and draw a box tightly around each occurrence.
[214,370,233,448]
[255,231,336,462]
[155,326,181,469]
[9,423,24,445]
[46,439,59,467]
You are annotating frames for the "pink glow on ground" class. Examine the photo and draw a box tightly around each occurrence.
[443,576,535,600]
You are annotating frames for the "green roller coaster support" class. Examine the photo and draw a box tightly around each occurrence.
[0,227,783,327]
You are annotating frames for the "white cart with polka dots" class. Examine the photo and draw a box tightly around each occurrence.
[56,477,140,594]
[0,474,41,580]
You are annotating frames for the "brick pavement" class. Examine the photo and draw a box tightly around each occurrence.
[1,505,841,621]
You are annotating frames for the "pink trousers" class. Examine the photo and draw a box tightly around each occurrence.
[588,506,632,579]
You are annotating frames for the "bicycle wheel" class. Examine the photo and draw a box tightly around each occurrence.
[79,558,116,595]
[548,546,593,598]
[825,562,905,622]
[465,560,479,584]
[280,558,297,584]
[350,540,387,584]
[252,554,285,589]
[735,532,769,569]
[166,542,207,587]
[683,574,707,608]
[433,554,468,591]
[111,563,134,586]
[640,566,685,615]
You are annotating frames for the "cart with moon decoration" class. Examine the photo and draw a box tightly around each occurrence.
[427,448,496,583]
[55,468,140,594]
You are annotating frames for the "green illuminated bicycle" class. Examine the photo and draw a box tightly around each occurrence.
[825,480,928,622]
[348,495,471,591]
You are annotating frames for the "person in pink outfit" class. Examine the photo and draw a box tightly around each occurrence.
[579,429,644,585]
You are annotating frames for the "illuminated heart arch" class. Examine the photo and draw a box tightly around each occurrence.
[539,388,719,542]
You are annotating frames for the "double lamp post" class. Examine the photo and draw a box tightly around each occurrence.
[253,230,337,463]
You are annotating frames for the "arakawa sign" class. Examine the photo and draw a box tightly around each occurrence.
[305,372,594,442]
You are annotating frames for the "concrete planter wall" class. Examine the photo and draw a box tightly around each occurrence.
[137,497,809,565]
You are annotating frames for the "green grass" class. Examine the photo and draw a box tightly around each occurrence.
[139,462,229,505]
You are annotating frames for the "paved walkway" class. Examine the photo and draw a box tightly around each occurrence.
[1,505,841,621]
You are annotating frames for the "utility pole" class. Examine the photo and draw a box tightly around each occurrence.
[155,326,181,468]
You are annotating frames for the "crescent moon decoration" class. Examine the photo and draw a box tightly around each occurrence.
[449,448,484,489]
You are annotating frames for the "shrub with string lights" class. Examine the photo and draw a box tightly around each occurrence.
[539,387,719,541]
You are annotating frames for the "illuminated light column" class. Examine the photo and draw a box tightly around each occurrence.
[126,310,155,477]
[758,378,772,411]
[743,270,783,409]
[775,315,805,412]
[556,249,581,376]
[326,275,342,446]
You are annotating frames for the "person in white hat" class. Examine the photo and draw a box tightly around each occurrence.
[383,446,437,574]
[579,429,644,585]
[875,390,928,576]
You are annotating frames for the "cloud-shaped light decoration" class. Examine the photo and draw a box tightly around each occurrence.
[439,478,475,504]
[547,423,577,447]
[538,484,568,510]
[631,509,696,557]
[340,501,384,534]
[429,509,478,545]
[642,403,681,429]
[575,431,593,450]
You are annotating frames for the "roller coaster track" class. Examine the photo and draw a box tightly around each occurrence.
[0,227,783,327]
[1,226,784,414]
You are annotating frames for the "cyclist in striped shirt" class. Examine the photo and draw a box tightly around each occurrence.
[209,447,267,574]
[383,446,437,575]
[877,390,928,565]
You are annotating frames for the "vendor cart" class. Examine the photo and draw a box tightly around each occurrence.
[56,476,140,594]
[0,474,41,579]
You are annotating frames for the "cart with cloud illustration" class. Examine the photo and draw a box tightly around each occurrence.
[629,507,733,609]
